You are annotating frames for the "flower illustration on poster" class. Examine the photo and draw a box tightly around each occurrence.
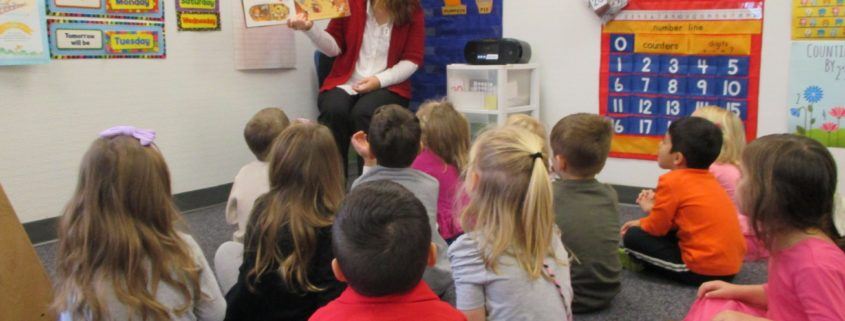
[788,42,845,148]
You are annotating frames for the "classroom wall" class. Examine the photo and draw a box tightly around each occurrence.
[0,0,323,224]
[503,0,845,193]
[6,1,845,224]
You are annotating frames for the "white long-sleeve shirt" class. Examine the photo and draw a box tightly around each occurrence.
[304,1,418,95]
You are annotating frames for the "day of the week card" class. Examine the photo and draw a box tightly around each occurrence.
[600,0,763,160]
[48,19,165,58]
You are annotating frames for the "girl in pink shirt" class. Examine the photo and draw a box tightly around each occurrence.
[683,134,845,321]
[412,100,470,243]
[694,106,767,261]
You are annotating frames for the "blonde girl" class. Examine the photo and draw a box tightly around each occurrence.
[224,122,346,321]
[692,106,766,260]
[691,106,745,204]
[412,99,470,243]
[683,134,845,321]
[506,114,550,158]
[53,126,225,321]
[448,126,573,321]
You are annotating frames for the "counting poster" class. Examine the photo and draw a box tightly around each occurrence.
[600,0,763,160]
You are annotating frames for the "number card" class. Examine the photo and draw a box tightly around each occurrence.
[600,0,762,160]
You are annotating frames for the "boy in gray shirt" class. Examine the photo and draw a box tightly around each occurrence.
[549,113,622,313]
[349,104,454,301]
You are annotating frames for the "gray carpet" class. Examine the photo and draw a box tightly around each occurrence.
[34,203,767,321]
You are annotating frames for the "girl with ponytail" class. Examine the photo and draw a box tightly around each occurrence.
[448,126,573,321]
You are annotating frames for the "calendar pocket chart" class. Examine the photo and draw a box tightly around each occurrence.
[600,0,763,160]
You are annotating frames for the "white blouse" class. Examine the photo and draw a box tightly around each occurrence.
[305,1,418,95]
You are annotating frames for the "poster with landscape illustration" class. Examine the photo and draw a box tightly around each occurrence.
[788,41,845,148]
[0,0,49,65]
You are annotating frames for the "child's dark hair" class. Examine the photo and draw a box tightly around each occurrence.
[244,108,291,161]
[332,180,432,296]
[668,117,722,169]
[741,134,844,252]
[367,104,421,168]
[550,113,613,177]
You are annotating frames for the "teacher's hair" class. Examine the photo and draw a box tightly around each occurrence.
[374,0,420,25]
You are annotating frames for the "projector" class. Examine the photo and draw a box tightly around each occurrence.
[464,38,531,65]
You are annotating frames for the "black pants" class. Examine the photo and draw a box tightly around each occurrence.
[623,227,735,286]
[317,88,409,176]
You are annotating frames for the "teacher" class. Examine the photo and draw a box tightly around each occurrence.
[288,0,425,173]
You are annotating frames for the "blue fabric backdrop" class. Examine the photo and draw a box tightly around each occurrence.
[410,0,503,108]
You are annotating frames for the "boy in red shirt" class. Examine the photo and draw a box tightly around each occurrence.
[309,180,466,321]
[620,117,746,285]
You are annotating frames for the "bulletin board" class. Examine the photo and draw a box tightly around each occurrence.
[411,0,502,107]
[599,0,764,160]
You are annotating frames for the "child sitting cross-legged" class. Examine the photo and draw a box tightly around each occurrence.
[620,117,746,286]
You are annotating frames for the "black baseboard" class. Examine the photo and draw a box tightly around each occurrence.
[24,183,233,245]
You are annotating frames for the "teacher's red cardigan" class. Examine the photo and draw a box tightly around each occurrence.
[321,0,425,99]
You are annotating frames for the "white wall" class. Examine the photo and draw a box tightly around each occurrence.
[504,1,845,192]
[0,0,323,223]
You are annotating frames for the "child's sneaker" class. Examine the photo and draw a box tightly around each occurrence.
[618,248,644,272]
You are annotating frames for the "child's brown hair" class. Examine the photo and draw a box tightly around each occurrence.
[54,136,202,321]
[740,134,844,252]
[550,113,613,177]
[246,122,345,292]
[374,0,420,25]
[244,108,290,161]
[416,99,471,171]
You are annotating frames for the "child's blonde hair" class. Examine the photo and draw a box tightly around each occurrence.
[416,99,471,171]
[461,126,561,279]
[54,136,201,321]
[692,106,745,165]
[246,123,345,292]
[506,114,550,159]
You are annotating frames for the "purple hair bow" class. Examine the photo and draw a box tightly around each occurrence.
[99,126,156,146]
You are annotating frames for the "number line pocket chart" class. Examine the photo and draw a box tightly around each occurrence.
[599,0,763,160]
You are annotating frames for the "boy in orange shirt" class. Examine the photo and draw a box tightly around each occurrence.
[620,117,746,285]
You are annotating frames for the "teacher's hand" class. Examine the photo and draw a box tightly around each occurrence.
[287,12,313,31]
[353,76,381,94]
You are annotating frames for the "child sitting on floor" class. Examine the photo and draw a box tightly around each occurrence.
[412,100,470,244]
[620,117,746,285]
[550,113,621,313]
[224,123,346,321]
[309,181,466,321]
[53,126,226,321]
[350,104,454,301]
[449,126,573,321]
[226,108,290,242]
[692,106,767,261]
[683,134,845,321]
